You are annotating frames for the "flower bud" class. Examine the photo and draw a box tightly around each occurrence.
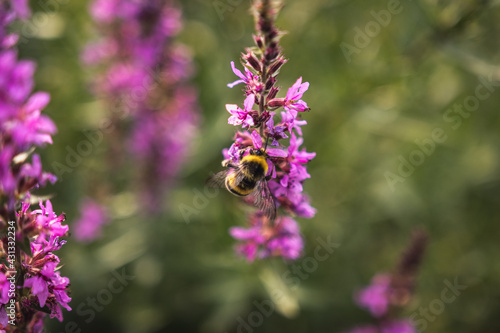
[242,50,261,72]
[265,76,276,91]
[267,98,285,108]
[268,56,287,76]
[265,43,279,62]
[253,34,264,49]
[266,86,280,101]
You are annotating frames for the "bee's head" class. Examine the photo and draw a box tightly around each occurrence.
[250,148,265,157]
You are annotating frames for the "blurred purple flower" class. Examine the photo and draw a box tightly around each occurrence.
[10,0,30,19]
[0,1,29,49]
[86,0,199,211]
[346,232,427,333]
[355,273,392,318]
[73,199,109,243]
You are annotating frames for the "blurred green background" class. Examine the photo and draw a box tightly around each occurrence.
[15,0,500,332]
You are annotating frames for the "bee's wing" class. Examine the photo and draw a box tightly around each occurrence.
[254,180,277,221]
[206,170,229,188]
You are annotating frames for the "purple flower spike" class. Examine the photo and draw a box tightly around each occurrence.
[219,0,315,262]
[0,1,72,329]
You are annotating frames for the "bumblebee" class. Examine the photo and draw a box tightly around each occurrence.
[207,148,276,221]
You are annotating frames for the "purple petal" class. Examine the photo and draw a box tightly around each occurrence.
[251,130,262,149]
[230,61,245,80]
[41,261,57,278]
[25,92,50,112]
[243,94,254,111]
[73,199,109,243]
[53,290,72,311]
[298,81,309,95]
[286,77,303,100]
[12,0,31,19]
[225,104,240,115]
[287,77,309,101]
[229,227,259,240]
[49,304,63,322]
[227,79,245,88]
[24,276,49,307]
[242,114,254,128]
[267,148,287,158]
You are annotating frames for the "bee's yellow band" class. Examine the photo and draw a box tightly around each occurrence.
[241,155,268,176]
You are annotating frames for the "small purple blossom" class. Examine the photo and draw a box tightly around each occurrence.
[283,77,310,116]
[24,255,72,322]
[250,130,287,158]
[31,200,69,241]
[0,52,56,151]
[73,198,109,243]
[227,61,261,91]
[226,94,256,128]
[265,113,288,146]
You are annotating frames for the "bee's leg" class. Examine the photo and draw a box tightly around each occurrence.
[265,175,272,181]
